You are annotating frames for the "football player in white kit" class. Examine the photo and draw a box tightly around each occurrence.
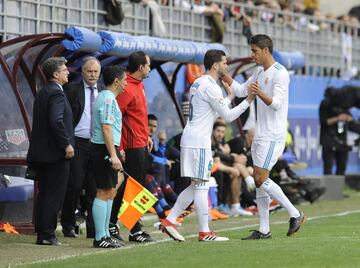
[159,49,255,242]
[224,34,306,239]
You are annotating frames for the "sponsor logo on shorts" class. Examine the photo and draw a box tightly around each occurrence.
[207,160,213,177]
[208,160,213,171]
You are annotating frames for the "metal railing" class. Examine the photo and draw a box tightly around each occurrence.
[1,0,359,76]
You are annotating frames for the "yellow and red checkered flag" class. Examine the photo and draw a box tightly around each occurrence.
[118,175,158,230]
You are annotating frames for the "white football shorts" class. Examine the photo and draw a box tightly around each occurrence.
[181,147,213,181]
[251,140,285,171]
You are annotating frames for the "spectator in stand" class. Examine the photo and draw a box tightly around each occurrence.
[303,0,319,10]
[303,7,329,32]
[128,0,167,36]
[349,5,360,21]
[260,0,281,23]
[143,0,167,37]
[224,0,253,44]
[174,0,225,43]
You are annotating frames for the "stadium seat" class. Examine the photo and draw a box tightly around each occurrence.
[0,177,34,222]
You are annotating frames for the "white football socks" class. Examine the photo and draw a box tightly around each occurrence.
[260,178,300,218]
[166,183,195,224]
[194,183,210,232]
[167,180,210,233]
[256,187,270,234]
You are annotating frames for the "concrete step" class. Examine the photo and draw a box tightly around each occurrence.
[304,175,345,200]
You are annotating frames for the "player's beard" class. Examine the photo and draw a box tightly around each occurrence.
[218,69,226,79]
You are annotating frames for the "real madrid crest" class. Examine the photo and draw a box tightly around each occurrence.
[218,98,226,107]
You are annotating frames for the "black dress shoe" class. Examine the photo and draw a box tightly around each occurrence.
[62,229,78,238]
[36,238,62,246]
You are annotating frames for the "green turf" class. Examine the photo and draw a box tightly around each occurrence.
[2,189,360,268]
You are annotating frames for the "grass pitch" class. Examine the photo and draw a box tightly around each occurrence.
[1,189,360,268]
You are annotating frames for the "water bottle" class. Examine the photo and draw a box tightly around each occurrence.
[337,120,345,134]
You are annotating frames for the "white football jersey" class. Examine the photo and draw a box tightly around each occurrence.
[181,74,250,149]
[231,62,289,142]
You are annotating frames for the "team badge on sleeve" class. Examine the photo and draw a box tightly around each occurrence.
[218,98,226,107]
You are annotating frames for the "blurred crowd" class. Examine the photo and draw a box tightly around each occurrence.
[106,0,360,42]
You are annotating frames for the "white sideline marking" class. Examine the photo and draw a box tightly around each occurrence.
[12,210,360,267]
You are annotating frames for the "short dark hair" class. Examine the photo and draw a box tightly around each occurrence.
[127,51,149,73]
[204,50,226,71]
[148,114,158,121]
[213,120,227,130]
[42,57,67,80]
[102,65,126,86]
[250,34,273,54]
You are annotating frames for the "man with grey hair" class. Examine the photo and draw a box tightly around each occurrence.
[61,56,101,239]
[27,57,74,246]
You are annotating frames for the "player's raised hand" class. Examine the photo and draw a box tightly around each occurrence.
[245,84,256,103]
[221,72,234,86]
[221,80,234,100]
[249,80,260,94]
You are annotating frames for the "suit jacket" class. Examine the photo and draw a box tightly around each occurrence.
[27,81,74,164]
[63,81,86,127]
[64,81,102,127]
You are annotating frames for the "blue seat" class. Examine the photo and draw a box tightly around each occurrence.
[0,176,34,202]
[0,185,34,202]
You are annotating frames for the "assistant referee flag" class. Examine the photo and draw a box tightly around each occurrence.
[118,176,158,230]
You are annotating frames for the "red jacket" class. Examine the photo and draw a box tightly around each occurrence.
[117,74,149,150]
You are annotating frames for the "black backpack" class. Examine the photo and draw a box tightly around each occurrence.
[105,0,125,25]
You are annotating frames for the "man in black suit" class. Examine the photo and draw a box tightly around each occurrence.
[27,57,75,246]
[61,56,101,239]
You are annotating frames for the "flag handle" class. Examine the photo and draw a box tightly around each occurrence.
[121,169,131,178]
[104,155,131,177]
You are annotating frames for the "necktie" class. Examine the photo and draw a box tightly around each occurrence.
[89,87,95,137]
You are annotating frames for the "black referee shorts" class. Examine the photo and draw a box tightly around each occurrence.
[90,143,120,189]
